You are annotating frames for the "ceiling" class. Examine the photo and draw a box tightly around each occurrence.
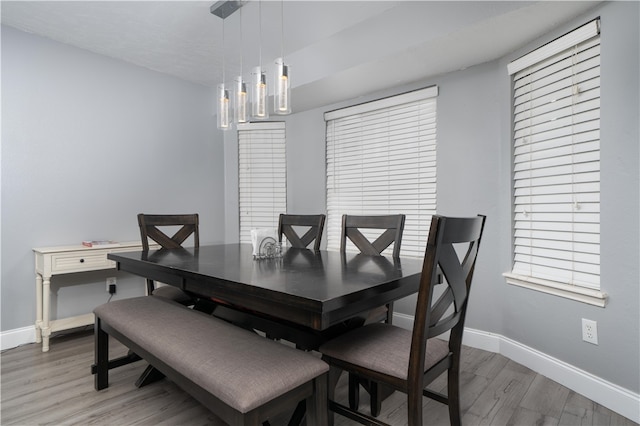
[1,1,600,113]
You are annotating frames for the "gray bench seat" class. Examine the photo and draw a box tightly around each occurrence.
[93,296,329,425]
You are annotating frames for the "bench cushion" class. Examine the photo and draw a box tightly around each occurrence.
[94,296,328,413]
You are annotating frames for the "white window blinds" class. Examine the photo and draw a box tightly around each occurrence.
[325,86,438,258]
[505,19,604,303]
[238,122,286,244]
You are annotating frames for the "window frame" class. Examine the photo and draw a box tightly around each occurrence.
[324,86,438,258]
[503,19,607,307]
[237,122,287,244]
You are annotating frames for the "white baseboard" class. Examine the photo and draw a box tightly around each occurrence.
[1,326,36,351]
[393,313,639,423]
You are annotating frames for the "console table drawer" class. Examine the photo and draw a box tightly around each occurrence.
[51,252,112,273]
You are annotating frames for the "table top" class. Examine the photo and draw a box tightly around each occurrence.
[108,243,424,331]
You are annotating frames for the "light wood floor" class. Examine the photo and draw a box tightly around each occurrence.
[1,328,636,426]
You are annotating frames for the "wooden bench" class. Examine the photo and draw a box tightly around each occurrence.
[93,296,329,425]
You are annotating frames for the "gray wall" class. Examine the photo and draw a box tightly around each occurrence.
[272,1,639,393]
[1,0,637,402]
[1,26,226,331]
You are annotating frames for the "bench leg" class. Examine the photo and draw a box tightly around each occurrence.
[306,373,328,426]
[135,364,166,388]
[287,401,306,426]
[94,317,109,390]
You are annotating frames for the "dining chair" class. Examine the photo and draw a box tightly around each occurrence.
[278,213,326,251]
[341,214,405,327]
[340,213,405,414]
[319,214,486,426]
[137,213,199,306]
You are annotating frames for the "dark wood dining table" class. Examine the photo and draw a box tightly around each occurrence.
[107,243,424,338]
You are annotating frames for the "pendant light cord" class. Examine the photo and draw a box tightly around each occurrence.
[222,19,226,84]
[258,0,263,70]
[239,8,243,77]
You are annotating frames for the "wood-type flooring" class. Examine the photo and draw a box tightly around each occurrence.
[1,328,636,426]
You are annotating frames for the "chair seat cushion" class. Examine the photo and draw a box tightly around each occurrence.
[95,296,328,413]
[319,322,449,381]
[151,285,194,306]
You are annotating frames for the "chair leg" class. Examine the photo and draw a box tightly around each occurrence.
[447,356,462,426]
[327,366,342,426]
[407,389,423,426]
[305,373,328,426]
[348,373,360,410]
[372,382,396,417]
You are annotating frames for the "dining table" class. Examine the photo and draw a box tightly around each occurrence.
[107,243,425,344]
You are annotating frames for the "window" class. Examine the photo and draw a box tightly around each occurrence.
[504,19,607,307]
[325,86,438,258]
[238,122,286,244]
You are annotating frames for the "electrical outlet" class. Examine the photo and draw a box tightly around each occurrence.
[582,318,598,345]
[106,277,116,293]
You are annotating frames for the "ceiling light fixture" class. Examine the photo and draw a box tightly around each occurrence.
[217,18,231,130]
[234,8,248,124]
[273,0,290,115]
[251,0,268,120]
[211,1,246,130]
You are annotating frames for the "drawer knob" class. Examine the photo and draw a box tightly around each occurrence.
[79,259,85,263]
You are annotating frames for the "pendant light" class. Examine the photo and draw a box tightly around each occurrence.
[217,83,231,130]
[251,0,268,120]
[273,0,290,115]
[217,18,231,130]
[234,7,248,124]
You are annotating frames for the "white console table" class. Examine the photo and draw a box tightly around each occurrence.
[33,241,156,352]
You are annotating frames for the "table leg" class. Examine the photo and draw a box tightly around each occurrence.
[41,276,51,352]
[35,273,43,343]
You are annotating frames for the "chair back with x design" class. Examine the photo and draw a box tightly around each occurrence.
[340,214,405,257]
[278,214,326,251]
[137,213,199,297]
[138,213,199,251]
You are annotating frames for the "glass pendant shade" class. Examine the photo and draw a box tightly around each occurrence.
[251,66,268,120]
[273,58,291,115]
[235,77,248,124]
[217,83,231,130]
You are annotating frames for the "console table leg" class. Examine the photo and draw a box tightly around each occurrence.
[41,276,51,352]
[35,273,43,343]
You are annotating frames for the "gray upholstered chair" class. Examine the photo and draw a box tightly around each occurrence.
[340,213,406,414]
[320,214,486,426]
[278,213,326,251]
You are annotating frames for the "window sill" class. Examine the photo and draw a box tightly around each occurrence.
[503,273,608,307]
